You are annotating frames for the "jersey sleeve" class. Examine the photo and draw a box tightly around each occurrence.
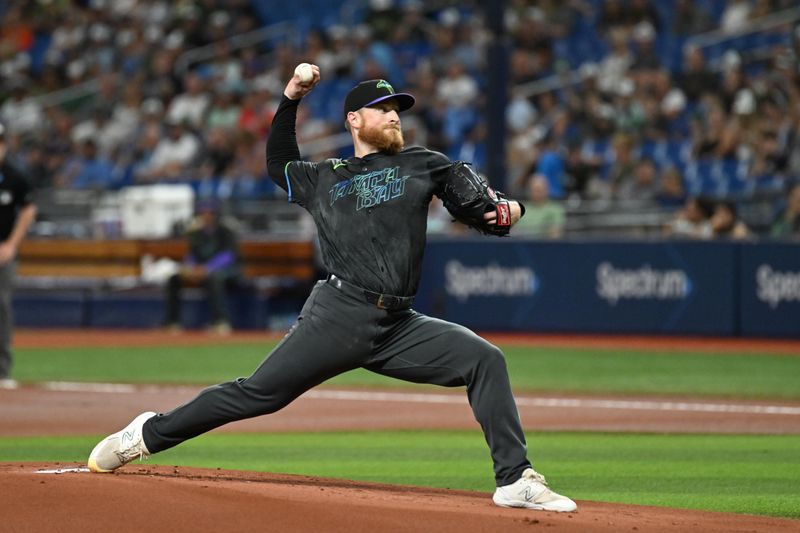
[282,160,319,207]
[425,149,455,196]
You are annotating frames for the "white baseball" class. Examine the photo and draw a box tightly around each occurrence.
[295,63,314,84]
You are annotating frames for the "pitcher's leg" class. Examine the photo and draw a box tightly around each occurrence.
[366,313,530,486]
[144,285,373,453]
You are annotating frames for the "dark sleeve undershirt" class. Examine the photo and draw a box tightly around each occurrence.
[266,95,301,187]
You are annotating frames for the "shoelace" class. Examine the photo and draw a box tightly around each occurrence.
[114,436,149,463]
[522,469,549,486]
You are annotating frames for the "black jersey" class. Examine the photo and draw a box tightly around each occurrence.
[267,96,452,296]
[0,160,34,241]
[284,147,451,296]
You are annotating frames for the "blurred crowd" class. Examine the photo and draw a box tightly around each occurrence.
[0,0,799,239]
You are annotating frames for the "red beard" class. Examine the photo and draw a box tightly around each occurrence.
[358,123,404,155]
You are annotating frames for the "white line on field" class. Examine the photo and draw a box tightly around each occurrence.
[36,467,90,474]
[36,381,800,416]
[42,381,138,393]
[303,390,800,416]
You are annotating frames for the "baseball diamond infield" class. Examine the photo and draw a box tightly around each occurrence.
[3,329,800,532]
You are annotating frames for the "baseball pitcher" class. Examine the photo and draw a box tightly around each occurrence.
[88,66,576,513]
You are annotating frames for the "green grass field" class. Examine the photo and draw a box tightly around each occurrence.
[1,431,798,518]
[12,342,800,399]
[5,339,800,519]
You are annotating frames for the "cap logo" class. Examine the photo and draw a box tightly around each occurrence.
[376,80,394,93]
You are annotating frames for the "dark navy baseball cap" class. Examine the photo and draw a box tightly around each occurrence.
[343,79,415,119]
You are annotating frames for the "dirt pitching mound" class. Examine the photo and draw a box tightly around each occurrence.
[3,463,797,533]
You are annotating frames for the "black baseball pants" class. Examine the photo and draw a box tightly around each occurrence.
[142,279,531,486]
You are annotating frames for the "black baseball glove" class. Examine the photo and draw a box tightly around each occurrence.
[439,161,512,236]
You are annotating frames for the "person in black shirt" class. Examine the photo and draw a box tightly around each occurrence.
[0,123,37,383]
[87,68,576,513]
[163,200,241,335]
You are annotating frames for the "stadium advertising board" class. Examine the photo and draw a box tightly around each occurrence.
[740,243,800,337]
[417,239,736,335]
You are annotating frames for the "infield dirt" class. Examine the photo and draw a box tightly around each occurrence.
[3,463,799,533]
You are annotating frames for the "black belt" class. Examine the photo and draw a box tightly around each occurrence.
[326,274,414,311]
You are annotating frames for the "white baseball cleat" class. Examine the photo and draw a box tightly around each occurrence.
[493,468,577,512]
[87,411,156,473]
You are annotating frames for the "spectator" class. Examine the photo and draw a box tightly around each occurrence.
[664,196,714,238]
[426,197,460,235]
[70,107,117,158]
[672,0,714,36]
[363,0,402,42]
[658,87,690,140]
[141,50,180,103]
[628,0,661,31]
[0,123,37,383]
[197,127,235,180]
[656,166,687,208]
[616,157,659,203]
[437,59,479,145]
[612,78,645,135]
[597,28,633,96]
[751,130,789,179]
[448,121,486,171]
[106,84,146,151]
[238,88,273,139]
[205,88,242,130]
[513,174,565,239]
[163,200,241,335]
[206,41,245,94]
[598,0,630,37]
[563,141,601,199]
[509,6,555,80]
[38,111,74,183]
[630,21,662,75]
[0,5,34,57]
[710,200,750,239]
[719,64,746,114]
[125,121,162,184]
[223,130,270,201]
[771,183,800,239]
[608,133,637,196]
[56,138,117,190]
[0,80,44,136]
[136,118,200,181]
[533,131,567,199]
[166,71,211,129]
[693,98,740,159]
[302,29,337,74]
[324,25,356,78]
[721,0,753,33]
[20,142,53,190]
[678,46,717,103]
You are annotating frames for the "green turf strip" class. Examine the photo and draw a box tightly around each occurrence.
[13,343,800,399]
[2,431,798,518]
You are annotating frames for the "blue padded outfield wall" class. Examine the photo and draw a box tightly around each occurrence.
[414,238,800,338]
[738,243,800,338]
[14,240,800,337]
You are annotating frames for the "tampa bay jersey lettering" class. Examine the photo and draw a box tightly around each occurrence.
[329,167,409,210]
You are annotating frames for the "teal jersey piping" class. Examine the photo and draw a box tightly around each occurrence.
[283,161,293,202]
